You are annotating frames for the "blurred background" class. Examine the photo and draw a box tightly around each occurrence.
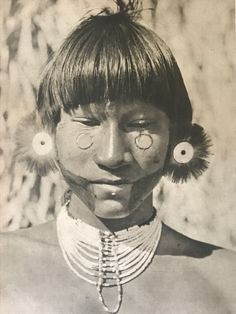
[0,0,235,250]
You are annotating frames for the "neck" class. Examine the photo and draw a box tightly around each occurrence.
[68,192,154,232]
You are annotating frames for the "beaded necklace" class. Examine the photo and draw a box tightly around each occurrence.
[57,199,162,314]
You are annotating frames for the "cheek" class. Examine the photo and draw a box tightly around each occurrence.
[56,124,93,172]
[130,133,169,170]
[129,171,163,209]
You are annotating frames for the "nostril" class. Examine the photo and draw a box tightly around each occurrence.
[96,160,132,174]
[94,126,133,168]
[97,163,126,172]
[96,157,125,169]
[95,151,133,169]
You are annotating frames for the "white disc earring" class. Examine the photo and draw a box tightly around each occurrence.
[14,112,58,176]
[135,134,153,150]
[76,133,93,150]
[165,124,211,183]
[173,141,194,163]
[32,132,54,156]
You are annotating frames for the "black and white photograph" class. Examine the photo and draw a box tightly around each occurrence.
[0,0,236,313]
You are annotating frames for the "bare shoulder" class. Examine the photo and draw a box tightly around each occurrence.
[0,223,106,314]
[191,245,236,295]
[0,222,63,313]
[156,223,236,310]
[0,223,57,284]
[0,220,59,271]
[0,220,57,247]
[159,222,236,272]
[199,244,236,267]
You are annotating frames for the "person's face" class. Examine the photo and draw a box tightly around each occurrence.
[56,101,170,219]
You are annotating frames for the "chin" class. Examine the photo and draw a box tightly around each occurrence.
[94,199,132,219]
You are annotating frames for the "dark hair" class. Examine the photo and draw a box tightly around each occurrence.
[37,9,192,136]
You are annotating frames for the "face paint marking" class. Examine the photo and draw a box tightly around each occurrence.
[56,104,170,220]
[135,133,153,150]
[76,133,93,150]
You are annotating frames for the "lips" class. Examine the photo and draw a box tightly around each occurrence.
[91,181,133,200]
[90,179,131,185]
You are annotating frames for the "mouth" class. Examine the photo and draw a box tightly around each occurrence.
[90,179,131,185]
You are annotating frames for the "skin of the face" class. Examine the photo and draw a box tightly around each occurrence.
[56,101,170,221]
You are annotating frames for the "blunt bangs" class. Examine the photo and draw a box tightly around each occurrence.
[37,12,192,130]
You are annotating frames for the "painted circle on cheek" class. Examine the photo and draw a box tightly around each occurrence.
[76,133,93,150]
[135,134,153,150]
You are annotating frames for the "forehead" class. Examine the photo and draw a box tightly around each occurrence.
[70,101,169,120]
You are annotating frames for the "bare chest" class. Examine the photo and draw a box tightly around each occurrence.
[2,252,233,314]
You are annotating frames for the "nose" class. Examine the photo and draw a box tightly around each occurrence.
[94,123,133,169]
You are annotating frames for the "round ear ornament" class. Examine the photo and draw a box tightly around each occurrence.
[173,142,194,164]
[165,124,212,183]
[14,111,58,176]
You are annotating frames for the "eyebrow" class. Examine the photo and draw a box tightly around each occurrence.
[71,106,95,116]
[70,103,163,121]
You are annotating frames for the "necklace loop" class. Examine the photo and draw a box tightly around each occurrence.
[57,199,162,313]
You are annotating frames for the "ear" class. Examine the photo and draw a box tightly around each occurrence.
[164,124,212,183]
[14,111,58,176]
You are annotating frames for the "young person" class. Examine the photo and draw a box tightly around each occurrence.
[1,4,235,314]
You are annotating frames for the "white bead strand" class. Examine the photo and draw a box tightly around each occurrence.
[57,201,162,313]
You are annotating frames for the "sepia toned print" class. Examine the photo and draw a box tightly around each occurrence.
[0,1,236,313]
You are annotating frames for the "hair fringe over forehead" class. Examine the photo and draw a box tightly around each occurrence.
[37,9,192,131]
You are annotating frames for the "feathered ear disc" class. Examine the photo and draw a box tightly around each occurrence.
[14,111,58,176]
[173,142,194,164]
[165,124,212,183]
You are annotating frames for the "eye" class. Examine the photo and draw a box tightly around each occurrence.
[71,117,100,127]
[127,120,154,130]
